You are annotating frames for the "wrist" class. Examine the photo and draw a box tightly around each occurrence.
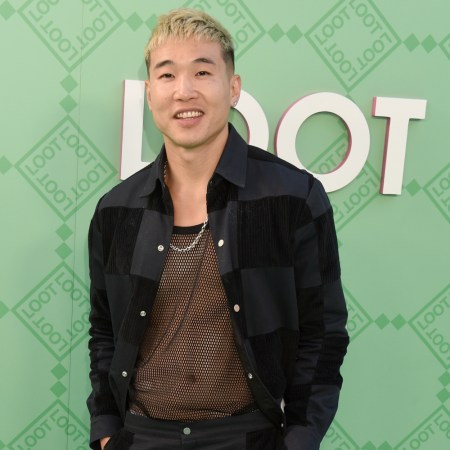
[100,436,111,450]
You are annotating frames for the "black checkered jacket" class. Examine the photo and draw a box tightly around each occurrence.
[87,124,349,450]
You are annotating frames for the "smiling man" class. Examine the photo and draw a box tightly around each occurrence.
[87,8,348,450]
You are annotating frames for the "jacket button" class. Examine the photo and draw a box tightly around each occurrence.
[140,311,146,317]
[233,304,240,312]
[218,239,224,247]
[183,427,191,435]
[158,245,164,252]
[247,373,253,380]
[122,371,128,378]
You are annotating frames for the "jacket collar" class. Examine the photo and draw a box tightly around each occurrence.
[139,123,247,197]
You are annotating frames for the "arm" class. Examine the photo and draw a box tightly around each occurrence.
[87,203,122,450]
[284,179,349,450]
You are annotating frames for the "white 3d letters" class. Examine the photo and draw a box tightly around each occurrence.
[121,80,146,180]
[120,80,427,195]
[275,92,370,192]
[373,97,427,195]
[234,90,269,150]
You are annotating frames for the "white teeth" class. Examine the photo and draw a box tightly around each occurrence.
[176,111,203,119]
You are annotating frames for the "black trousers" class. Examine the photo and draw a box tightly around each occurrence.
[104,410,284,450]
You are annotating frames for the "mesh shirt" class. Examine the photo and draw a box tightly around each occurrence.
[129,225,255,421]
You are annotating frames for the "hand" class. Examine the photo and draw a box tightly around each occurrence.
[100,436,111,450]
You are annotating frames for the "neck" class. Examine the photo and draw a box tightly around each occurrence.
[164,140,226,191]
[163,129,228,226]
[163,122,229,189]
[164,145,224,227]
[164,153,216,190]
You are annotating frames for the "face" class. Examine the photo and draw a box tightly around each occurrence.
[146,37,241,156]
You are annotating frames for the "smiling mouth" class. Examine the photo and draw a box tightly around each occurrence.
[175,111,204,119]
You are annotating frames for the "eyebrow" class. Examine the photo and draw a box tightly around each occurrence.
[153,57,216,70]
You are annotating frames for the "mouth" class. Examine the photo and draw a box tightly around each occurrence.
[174,110,204,119]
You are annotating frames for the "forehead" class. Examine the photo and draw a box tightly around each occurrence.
[150,37,224,68]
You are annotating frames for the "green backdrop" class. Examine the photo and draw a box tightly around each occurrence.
[1,1,449,449]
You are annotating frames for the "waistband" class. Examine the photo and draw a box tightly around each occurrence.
[124,410,274,437]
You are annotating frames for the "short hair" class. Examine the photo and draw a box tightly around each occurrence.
[144,8,235,74]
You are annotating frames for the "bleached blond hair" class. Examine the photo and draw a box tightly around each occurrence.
[144,8,235,74]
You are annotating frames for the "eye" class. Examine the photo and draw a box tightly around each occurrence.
[159,73,174,79]
[196,71,210,77]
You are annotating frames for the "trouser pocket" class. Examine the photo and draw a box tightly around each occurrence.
[104,428,134,450]
[246,427,285,450]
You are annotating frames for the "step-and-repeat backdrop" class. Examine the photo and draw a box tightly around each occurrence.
[1,1,449,449]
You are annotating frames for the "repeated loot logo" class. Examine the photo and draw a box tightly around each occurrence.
[424,163,450,223]
[308,133,379,231]
[306,0,400,90]
[395,406,450,450]
[343,286,372,342]
[184,0,264,58]
[323,420,358,450]
[410,285,450,369]
[17,117,116,220]
[13,263,90,360]
[9,400,89,450]
[19,0,121,71]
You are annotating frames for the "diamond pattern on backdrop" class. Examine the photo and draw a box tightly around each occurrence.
[1,1,449,448]
[16,117,116,220]
[424,164,450,224]
[12,263,90,361]
[19,0,122,71]
[306,0,401,90]
[184,0,265,59]
[8,401,90,449]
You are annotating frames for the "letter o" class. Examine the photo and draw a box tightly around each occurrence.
[49,27,62,42]
[29,299,42,312]
[34,426,46,439]
[37,1,50,14]
[440,342,450,354]
[433,304,444,316]
[363,13,375,27]
[49,331,62,344]
[57,415,68,428]
[233,89,269,150]
[418,431,429,442]
[62,279,74,293]
[275,92,370,192]
[25,435,38,447]
[58,38,71,52]
[424,312,435,324]
[225,3,237,16]
[66,424,77,435]
[356,4,368,17]
[236,29,248,43]
[93,18,106,32]
[440,176,450,190]
[323,24,334,38]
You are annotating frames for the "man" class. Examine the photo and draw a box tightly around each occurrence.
[87,8,348,450]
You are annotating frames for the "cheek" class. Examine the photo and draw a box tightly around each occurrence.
[150,94,170,111]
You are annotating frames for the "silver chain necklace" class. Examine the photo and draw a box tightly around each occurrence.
[164,161,209,252]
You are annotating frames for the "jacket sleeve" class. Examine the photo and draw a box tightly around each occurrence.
[284,178,349,450]
[86,201,122,450]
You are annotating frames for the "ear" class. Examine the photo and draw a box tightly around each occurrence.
[230,74,242,107]
[145,79,152,111]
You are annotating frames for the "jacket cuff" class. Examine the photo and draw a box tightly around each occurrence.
[89,414,123,450]
[283,425,320,450]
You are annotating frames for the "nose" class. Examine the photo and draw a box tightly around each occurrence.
[174,75,197,101]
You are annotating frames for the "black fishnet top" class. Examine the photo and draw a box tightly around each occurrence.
[129,225,256,421]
